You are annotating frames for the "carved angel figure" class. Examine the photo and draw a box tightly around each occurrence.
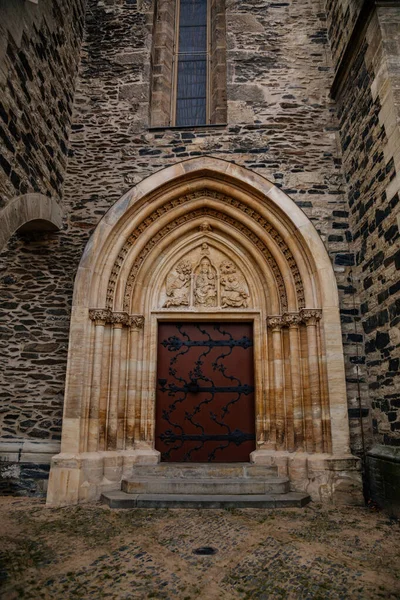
[194,257,217,307]
[163,260,192,308]
[220,260,249,308]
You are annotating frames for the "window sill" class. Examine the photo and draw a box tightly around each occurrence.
[148,123,228,132]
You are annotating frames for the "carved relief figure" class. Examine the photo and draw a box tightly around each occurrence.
[163,260,192,307]
[220,260,249,308]
[194,257,217,307]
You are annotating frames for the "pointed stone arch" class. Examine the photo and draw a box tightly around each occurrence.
[47,157,361,506]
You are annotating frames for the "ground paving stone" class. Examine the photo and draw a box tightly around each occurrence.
[0,498,399,599]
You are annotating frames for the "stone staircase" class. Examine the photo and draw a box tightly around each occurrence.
[101,463,310,509]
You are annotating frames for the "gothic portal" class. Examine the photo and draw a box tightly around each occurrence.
[46,157,361,506]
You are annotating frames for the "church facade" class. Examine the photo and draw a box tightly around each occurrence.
[0,0,399,512]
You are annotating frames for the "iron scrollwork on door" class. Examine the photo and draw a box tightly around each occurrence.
[155,322,256,462]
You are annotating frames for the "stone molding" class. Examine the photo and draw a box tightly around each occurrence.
[267,310,322,329]
[300,308,322,325]
[0,193,63,251]
[89,309,144,328]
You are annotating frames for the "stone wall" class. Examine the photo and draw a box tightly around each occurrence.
[325,0,363,70]
[326,0,400,512]
[0,0,85,486]
[0,0,374,493]
[0,0,86,209]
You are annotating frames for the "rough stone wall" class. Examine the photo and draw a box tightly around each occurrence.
[326,1,400,511]
[0,0,372,488]
[0,0,86,209]
[326,3,400,448]
[325,0,364,70]
[0,0,86,479]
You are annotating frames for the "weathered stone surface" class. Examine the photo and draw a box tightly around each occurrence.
[0,0,86,208]
[0,0,398,508]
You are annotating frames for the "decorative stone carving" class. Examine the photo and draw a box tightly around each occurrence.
[220,260,249,308]
[163,260,192,308]
[105,189,305,313]
[300,308,322,325]
[194,256,217,307]
[267,315,285,330]
[89,310,143,328]
[89,309,111,324]
[110,312,130,327]
[267,311,322,329]
[283,312,303,327]
[122,207,287,312]
[129,315,145,329]
[199,221,212,231]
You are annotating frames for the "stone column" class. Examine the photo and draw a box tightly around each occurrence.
[135,322,145,443]
[267,316,285,449]
[284,312,304,451]
[107,312,129,450]
[87,309,110,452]
[316,322,332,453]
[125,315,145,449]
[98,324,112,450]
[301,309,323,453]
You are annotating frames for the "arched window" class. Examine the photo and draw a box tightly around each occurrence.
[150,0,227,128]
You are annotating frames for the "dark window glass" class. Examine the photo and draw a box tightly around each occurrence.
[176,0,207,126]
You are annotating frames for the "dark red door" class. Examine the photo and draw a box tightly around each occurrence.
[155,322,256,462]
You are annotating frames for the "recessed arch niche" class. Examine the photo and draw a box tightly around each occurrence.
[46,157,362,507]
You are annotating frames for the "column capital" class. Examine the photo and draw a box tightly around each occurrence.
[300,308,322,326]
[89,309,111,325]
[267,315,284,330]
[282,312,302,328]
[129,315,145,330]
[110,311,130,327]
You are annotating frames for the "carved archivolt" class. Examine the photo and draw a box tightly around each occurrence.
[105,190,305,312]
[122,208,288,312]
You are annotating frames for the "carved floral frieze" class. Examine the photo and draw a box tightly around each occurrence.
[89,309,144,329]
[267,309,322,329]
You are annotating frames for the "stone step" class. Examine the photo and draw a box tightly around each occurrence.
[129,463,278,479]
[122,476,289,495]
[102,490,311,509]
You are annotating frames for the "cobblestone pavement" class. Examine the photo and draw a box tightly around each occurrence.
[1,498,400,599]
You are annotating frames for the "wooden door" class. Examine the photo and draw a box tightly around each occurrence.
[155,322,256,462]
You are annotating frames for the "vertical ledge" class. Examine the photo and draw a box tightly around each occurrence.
[286,314,304,451]
[117,326,129,449]
[300,324,314,452]
[87,310,108,452]
[99,325,112,450]
[80,318,96,453]
[125,316,145,448]
[282,326,294,452]
[135,323,145,444]
[317,318,332,453]
[107,313,128,450]
[267,316,285,450]
[302,309,323,454]
[254,314,267,445]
